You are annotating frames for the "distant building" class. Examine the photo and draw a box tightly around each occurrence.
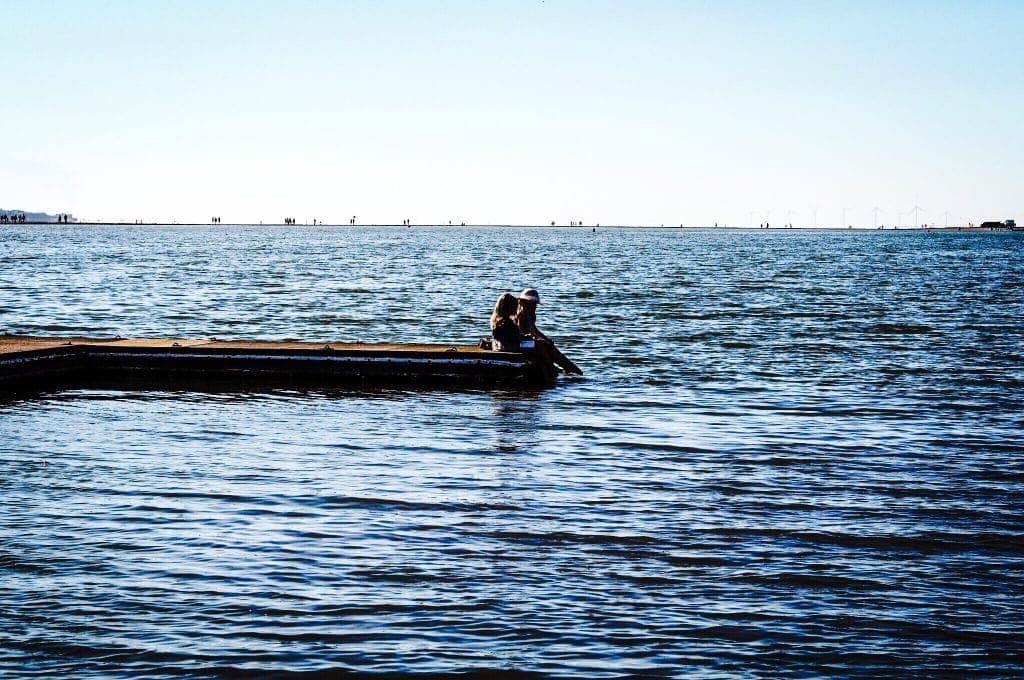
[980,221,1003,229]
[1006,219,1016,228]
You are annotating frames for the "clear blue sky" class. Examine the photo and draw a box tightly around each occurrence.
[2,0,1021,226]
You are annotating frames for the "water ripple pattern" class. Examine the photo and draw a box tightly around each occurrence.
[1,226,1022,678]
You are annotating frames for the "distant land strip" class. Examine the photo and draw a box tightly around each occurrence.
[1,209,1018,231]
[5,221,1020,231]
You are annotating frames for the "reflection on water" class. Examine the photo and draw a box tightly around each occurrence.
[1,226,1023,677]
[489,390,544,454]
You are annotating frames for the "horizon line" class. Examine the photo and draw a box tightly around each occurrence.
[5,220,1018,232]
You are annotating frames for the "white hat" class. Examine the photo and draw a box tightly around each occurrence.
[518,288,541,304]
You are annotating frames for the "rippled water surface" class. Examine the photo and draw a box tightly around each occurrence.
[1,226,1022,678]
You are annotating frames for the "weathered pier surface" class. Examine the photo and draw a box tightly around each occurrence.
[0,336,548,390]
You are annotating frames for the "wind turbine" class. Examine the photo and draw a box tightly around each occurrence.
[868,205,884,229]
[841,207,850,229]
[911,205,925,228]
[785,210,795,228]
[941,211,951,228]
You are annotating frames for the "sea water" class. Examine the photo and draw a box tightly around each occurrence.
[1,226,1022,677]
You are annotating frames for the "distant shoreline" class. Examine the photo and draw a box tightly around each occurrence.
[7,222,1020,232]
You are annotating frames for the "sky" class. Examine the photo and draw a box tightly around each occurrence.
[1,0,1021,226]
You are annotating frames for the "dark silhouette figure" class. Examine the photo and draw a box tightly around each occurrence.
[515,288,583,379]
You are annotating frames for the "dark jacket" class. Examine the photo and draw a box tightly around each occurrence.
[492,317,522,351]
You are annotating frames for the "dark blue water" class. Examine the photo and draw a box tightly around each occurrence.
[1,226,1022,678]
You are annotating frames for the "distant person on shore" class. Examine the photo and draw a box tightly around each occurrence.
[515,288,583,375]
[489,293,522,352]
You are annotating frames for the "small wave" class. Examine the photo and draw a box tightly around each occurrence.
[869,323,934,334]
[0,552,52,574]
[661,554,737,568]
[600,441,716,455]
[490,530,659,547]
[790,530,1024,555]
[314,495,520,513]
[36,324,89,332]
[745,572,890,591]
